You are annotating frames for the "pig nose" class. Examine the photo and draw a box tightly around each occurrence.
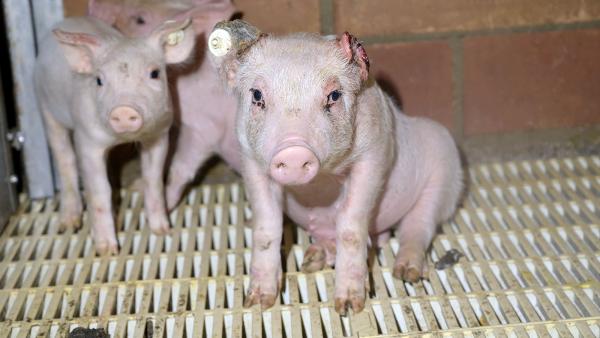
[270,146,319,185]
[109,106,143,133]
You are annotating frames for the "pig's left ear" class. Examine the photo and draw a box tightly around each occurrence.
[339,32,370,82]
[207,19,263,89]
[53,30,102,74]
[149,19,196,64]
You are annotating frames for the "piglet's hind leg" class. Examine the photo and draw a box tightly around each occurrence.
[302,239,336,273]
[393,182,449,282]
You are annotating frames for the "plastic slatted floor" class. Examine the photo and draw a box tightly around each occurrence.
[0,156,599,338]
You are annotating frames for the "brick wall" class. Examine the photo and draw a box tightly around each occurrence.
[65,0,600,141]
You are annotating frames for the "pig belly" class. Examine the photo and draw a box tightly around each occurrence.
[283,174,342,241]
[372,159,422,233]
[283,159,422,242]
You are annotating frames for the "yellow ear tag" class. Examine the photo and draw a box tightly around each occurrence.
[167,30,184,46]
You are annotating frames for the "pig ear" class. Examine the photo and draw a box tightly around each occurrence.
[149,19,196,64]
[181,0,236,33]
[53,30,101,74]
[339,32,370,82]
[87,0,118,26]
[207,20,263,88]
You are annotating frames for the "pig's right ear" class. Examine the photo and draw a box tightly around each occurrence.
[53,30,101,74]
[207,20,263,88]
[87,0,118,26]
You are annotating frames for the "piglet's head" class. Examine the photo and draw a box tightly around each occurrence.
[208,20,371,185]
[89,0,235,39]
[53,18,196,138]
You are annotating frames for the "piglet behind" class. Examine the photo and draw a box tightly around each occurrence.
[34,17,196,254]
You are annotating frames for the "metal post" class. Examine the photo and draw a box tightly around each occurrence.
[0,66,18,230]
[2,0,65,198]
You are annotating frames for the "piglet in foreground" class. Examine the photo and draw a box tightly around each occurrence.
[208,20,463,315]
[34,17,195,254]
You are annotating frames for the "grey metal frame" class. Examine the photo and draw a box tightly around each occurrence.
[2,0,65,199]
[0,66,17,230]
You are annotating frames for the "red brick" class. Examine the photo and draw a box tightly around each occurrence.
[333,0,600,37]
[235,0,320,34]
[463,29,600,135]
[367,41,455,132]
[63,0,88,17]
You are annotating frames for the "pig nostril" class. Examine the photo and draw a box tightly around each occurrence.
[303,161,311,169]
[276,162,286,169]
[129,116,138,122]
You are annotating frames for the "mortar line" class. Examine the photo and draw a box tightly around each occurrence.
[450,37,465,144]
[361,19,600,45]
[319,0,334,35]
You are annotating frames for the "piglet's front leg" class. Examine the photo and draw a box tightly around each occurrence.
[141,134,170,234]
[75,136,119,255]
[243,159,283,309]
[334,159,387,315]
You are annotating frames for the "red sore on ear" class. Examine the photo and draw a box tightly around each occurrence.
[340,32,370,82]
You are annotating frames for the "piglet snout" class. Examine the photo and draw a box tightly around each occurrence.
[109,106,143,133]
[270,145,319,185]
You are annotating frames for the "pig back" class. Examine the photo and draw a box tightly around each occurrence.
[34,29,76,128]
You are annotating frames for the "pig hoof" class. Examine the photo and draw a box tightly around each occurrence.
[393,255,429,283]
[58,213,82,232]
[244,287,278,309]
[95,240,119,255]
[149,218,171,236]
[301,244,326,273]
[334,292,366,316]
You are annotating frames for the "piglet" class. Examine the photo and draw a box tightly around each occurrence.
[208,20,463,315]
[88,0,240,208]
[34,17,196,254]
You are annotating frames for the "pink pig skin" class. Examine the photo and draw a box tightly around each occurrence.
[88,0,240,208]
[209,22,463,315]
[34,17,196,254]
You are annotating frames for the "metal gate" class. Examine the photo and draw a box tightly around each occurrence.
[0,66,18,230]
[2,0,65,199]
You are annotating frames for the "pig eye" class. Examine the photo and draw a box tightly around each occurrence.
[150,69,160,79]
[325,90,341,112]
[135,16,146,25]
[251,89,262,101]
[328,90,341,102]
[250,88,265,109]
[96,77,103,86]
